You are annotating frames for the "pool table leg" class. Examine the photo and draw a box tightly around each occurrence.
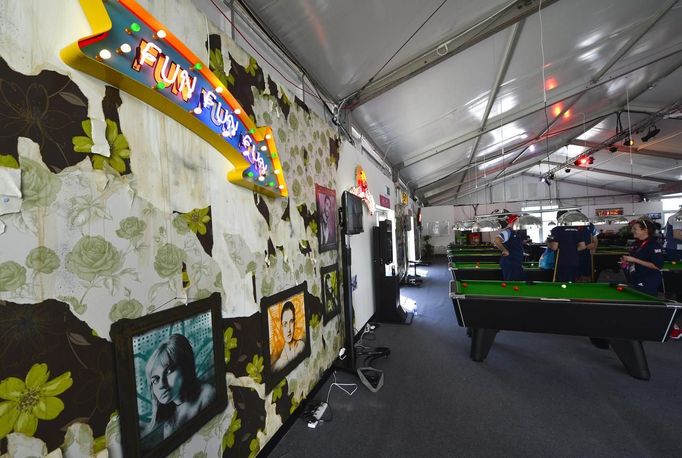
[609,339,650,381]
[470,328,499,361]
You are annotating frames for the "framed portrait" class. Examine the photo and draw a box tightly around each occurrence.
[315,184,338,252]
[320,263,341,323]
[260,282,311,392]
[110,293,227,458]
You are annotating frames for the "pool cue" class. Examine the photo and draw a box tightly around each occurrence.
[553,249,559,282]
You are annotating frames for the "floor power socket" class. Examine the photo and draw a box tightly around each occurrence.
[307,402,328,428]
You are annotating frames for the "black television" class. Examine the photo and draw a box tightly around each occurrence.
[342,191,364,235]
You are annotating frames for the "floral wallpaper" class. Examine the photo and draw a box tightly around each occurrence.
[0,0,345,456]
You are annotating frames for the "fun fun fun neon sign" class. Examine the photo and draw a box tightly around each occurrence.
[61,0,286,196]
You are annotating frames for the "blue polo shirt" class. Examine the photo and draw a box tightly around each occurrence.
[630,237,664,296]
[578,223,597,277]
[664,214,682,261]
[498,227,524,280]
[549,226,583,282]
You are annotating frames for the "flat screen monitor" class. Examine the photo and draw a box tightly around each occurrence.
[342,191,364,235]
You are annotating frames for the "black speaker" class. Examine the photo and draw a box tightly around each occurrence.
[378,220,393,265]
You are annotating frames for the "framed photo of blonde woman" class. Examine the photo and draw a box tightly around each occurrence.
[110,293,227,458]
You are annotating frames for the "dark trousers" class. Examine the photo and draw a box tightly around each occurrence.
[501,262,524,281]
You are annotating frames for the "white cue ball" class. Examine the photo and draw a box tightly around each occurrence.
[561,284,567,288]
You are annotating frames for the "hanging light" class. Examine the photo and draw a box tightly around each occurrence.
[513,214,542,229]
[473,217,502,232]
[590,215,608,226]
[558,210,589,226]
[607,215,629,225]
[460,220,476,230]
[673,208,682,222]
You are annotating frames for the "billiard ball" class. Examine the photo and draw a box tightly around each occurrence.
[561,284,567,288]
[501,282,507,287]
[513,286,519,291]
[673,261,678,265]
[617,286,623,291]
[462,282,468,288]
[475,265,479,269]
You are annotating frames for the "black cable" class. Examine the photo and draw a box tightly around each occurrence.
[358,0,449,91]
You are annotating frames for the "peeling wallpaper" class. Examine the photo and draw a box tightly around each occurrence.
[0,0,346,456]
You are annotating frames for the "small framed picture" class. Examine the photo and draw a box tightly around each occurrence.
[315,184,338,252]
[261,282,311,392]
[320,263,341,323]
[110,293,227,458]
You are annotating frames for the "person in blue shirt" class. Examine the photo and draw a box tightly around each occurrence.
[547,212,587,283]
[578,223,598,281]
[620,219,664,296]
[493,214,524,281]
[664,210,682,261]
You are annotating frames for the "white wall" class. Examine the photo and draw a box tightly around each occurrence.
[337,141,396,330]
[421,206,454,254]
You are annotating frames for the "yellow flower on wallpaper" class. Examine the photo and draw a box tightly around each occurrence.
[0,363,73,439]
[181,207,211,235]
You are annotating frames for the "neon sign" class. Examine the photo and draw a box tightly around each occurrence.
[61,0,287,197]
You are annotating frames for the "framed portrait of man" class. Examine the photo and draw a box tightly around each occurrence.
[315,184,338,252]
[320,263,341,323]
[110,293,227,458]
[260,282,311,392]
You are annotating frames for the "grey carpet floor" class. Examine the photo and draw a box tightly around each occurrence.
[269,257,682,457]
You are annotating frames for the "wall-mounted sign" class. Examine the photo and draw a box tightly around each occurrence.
[348,165,375,214]
[379,195,390,208]
[401,191,409,205]
[61,0,287,197]
[646,212,662,220]
[596,208,623,217]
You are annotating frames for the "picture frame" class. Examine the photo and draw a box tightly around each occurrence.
[260,282,311,392]
[320,263,341,323]
[315,184,338,252]
[110,293,227,458]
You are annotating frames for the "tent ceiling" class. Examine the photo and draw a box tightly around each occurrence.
[239,0,682,205]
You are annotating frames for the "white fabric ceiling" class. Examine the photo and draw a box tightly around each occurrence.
[240,0,682,205]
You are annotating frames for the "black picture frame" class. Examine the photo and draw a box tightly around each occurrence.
[260,282,311,392]
[320,263,341,323]
[110,293,227,458]
[316,184,338,252]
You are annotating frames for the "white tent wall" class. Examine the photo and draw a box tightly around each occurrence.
[337,141,397,330]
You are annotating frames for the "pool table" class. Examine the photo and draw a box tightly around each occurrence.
[449,262,553,282]
[662,260,682,300]
[447,246,499,252]
[447,252,502,263]
[449,280,680,380]
[592,250,627,280]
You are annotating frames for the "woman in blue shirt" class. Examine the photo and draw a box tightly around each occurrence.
[620,219,664,296]
[493,214,524,281]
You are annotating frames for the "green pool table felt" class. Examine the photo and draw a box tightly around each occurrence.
[662,261,682,271]
[450,262,542,270]
[455,280,660,302]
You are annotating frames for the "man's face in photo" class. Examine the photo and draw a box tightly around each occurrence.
[281,308,294,344]
[322,196,331,224]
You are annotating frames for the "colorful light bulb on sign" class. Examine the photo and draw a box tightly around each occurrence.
[61,0,287,197]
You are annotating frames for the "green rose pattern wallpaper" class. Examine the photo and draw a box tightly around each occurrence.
[0,0,346,455]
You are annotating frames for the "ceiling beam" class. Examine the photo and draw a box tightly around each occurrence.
[523,172,641,194]
[542,161,674,184]
[451,21,523,196]
[492,0,679,181]
[345,0,560,108]
[569,140,681,160]
[413,109,613,192]
[394,44,682,173]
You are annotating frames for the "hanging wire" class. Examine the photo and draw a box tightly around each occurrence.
[626,84,635,214]
[208,0,328,103]
[538,0,552,204]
